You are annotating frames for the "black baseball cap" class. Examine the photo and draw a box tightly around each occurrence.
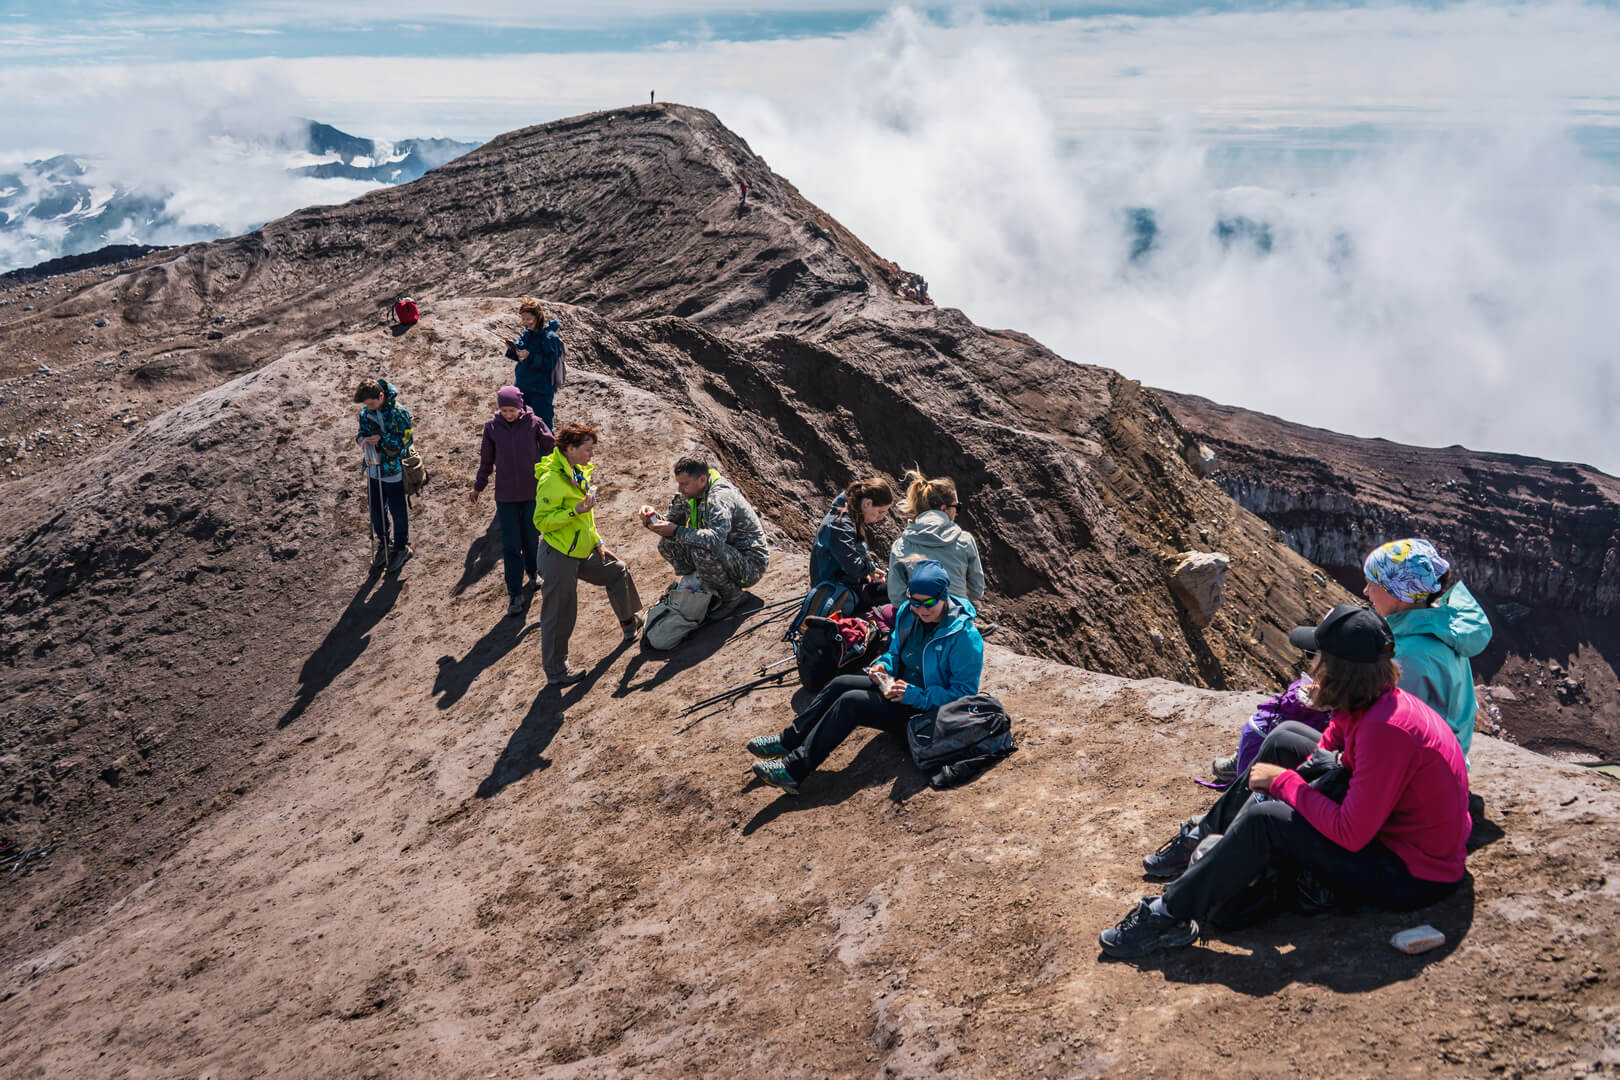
[1288,604,1396,663]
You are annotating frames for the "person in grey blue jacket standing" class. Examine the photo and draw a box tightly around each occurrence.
[746,559,985,794]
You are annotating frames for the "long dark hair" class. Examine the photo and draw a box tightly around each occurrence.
[842,477,894,546]
[1421,568,1458,607]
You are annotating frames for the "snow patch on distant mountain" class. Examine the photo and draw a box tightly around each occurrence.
[0,120,478,274]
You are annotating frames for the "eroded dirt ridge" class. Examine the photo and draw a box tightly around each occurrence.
[1,106,1617,1077]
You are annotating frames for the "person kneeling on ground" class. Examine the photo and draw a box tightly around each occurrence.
[809,477,894,610]
[535,423,643,686]
[354,378,414,574]
[470,385,556,617]
[640,456,770,621]
[1098,604,1471,959]
[747,559,984,795]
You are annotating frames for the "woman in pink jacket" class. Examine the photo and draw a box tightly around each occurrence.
[1100,603,1471,959]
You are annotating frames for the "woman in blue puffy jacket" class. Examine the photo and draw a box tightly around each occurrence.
[504,296,565,428]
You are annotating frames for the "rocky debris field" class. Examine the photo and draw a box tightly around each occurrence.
[2,105,1618,1077]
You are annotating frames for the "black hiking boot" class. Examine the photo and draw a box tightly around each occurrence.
[370,540,388,571]
[507,594,527,617]
[550,665,587,687]
[708,592,746,622]
[1143,818,1203,880]
[1098,898,1199,959]
[386,545,413,573]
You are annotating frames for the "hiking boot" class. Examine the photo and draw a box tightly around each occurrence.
[978,621,999,637]
[1210,752,1240,785]
[1098,898,1199,959]
[524,572,540,592]
[746,734,789,760]
[708,592,745,622]
[751,759,800,795]
[1143,818,1203,880]
[506,594,526,617]
[386,545,413,573]
[549,665,587,687]
[370,540,388,571]
[621,612,645,642]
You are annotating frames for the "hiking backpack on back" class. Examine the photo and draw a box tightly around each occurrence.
[393,296,420,326]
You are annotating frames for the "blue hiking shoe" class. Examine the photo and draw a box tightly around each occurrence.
[1098,898,1199,959]
[751,759,800,795]
[746,734,789,760]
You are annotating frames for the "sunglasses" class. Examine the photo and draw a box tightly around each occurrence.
[908,595,943,608]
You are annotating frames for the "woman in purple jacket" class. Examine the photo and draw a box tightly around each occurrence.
[471,385,556,616]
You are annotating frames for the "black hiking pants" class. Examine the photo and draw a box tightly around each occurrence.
[777,674,917,782]
[496,499,540,598]
[367,475,409,548]
[1163,721,1459,922]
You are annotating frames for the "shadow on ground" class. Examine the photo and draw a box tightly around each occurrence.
[279,571,405,727]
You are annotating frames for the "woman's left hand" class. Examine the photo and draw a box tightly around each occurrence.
[884,679,909,702]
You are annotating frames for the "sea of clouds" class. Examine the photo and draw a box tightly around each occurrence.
[3,2,1616,472]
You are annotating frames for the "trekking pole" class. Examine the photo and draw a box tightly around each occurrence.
[731,604,797,639]
[678,669,791,717]
[757,656,795,675]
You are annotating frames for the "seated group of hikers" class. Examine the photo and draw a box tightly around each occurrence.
[358,299,1495,960]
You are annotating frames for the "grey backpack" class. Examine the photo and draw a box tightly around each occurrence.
[906,693,1016,789]
[643,584,712,650]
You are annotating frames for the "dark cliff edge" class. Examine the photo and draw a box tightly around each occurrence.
[1162,389,1620,759]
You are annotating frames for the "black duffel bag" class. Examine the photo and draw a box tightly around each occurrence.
[906,692,1016,789]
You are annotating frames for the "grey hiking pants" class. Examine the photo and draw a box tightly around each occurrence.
[538,544,640,678]
[656,537,767,604]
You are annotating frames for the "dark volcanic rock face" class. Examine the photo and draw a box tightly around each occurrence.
[1163,389,1620,757]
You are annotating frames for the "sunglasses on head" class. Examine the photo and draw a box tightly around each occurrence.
[908,594,943,608]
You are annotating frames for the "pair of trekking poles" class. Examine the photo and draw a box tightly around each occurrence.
[674,596,806,730]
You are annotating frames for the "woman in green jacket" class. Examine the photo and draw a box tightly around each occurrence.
[534,422,642,686]
[1362,538,1493,762]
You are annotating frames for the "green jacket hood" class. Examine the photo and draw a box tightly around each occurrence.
[1387,582,1493,659]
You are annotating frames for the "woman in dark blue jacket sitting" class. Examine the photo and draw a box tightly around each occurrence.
[748,559,985,794]
[808,477,893,610]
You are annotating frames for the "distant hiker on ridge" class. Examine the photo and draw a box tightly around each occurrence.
[640,455,771,622]
[1099,605,1470,959]
[503,297,566,429]
[748,558,987,795]
[809,477,893,611]
[471,385,556,617]
[534,423,643,686]
[354,378,414,574]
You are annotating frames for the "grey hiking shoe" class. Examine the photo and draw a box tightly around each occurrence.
[621,612,645,641]
[747,734,789,760]
[1211,752,1239,785]
[1098,898,1199,959]
[751,759,800,795]
[1143,818,1203,880]
[708,592,746,622]
[386,545,413,573]
[549,665,587,687]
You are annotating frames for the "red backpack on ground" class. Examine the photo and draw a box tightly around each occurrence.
[393,297,420,325]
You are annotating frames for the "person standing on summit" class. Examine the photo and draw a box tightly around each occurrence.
[504,297,566,429]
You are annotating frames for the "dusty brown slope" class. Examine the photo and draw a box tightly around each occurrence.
[2,107,1356,941]
[1162,390,1620,760]
[3,314,1618,1079]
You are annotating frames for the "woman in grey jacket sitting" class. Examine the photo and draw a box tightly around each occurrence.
[887,470,986,610]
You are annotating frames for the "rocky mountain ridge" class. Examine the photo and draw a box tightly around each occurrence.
[1,104,1616,1077]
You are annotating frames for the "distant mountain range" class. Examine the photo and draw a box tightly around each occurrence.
[0,121,479,273]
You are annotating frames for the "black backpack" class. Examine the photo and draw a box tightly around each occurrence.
[906,693,1016,789]
[795,614,888,693]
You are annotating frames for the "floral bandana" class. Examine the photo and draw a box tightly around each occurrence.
[1364,538,1451,604]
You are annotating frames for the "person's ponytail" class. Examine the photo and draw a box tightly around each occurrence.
[899,467,958,519]
[842,477,894,545]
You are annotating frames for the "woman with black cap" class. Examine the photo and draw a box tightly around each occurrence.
[1099,603,1472,959]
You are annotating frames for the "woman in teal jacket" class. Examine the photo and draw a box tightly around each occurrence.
[1362,538,1493,761]
[745,559,984,794]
